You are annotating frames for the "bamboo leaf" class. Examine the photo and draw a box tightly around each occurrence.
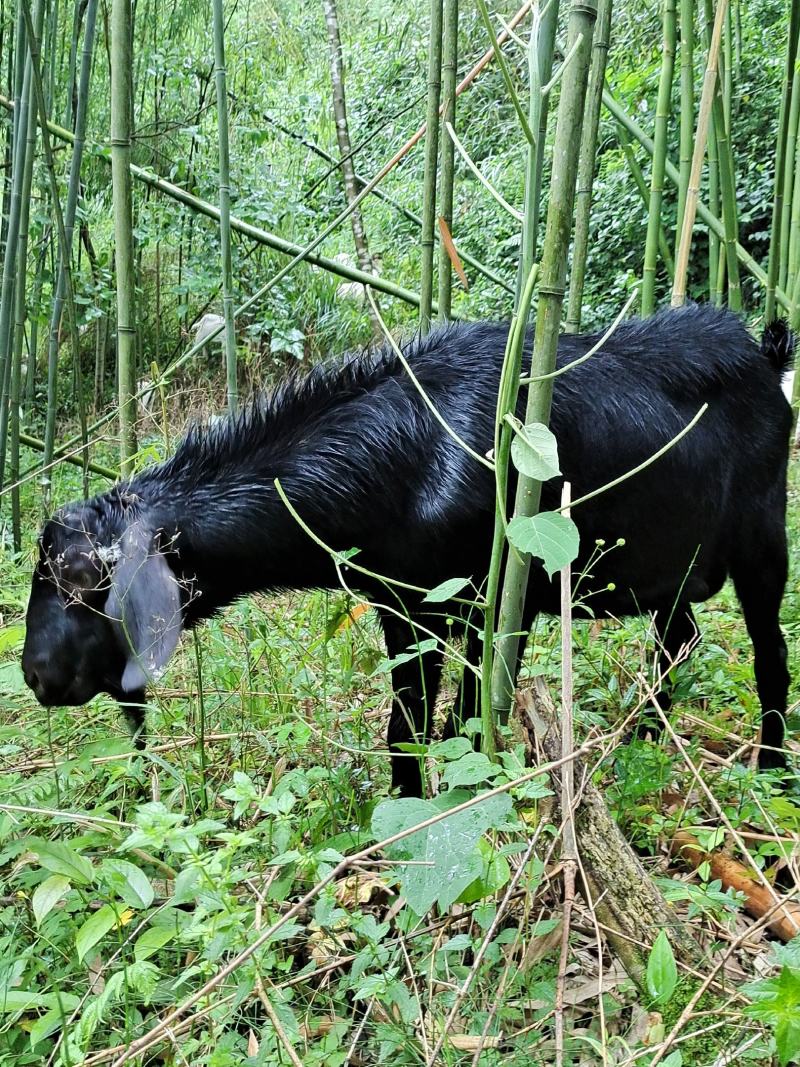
[75,904,129,962]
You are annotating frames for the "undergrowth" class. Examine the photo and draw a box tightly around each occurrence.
[0,447,798,1065]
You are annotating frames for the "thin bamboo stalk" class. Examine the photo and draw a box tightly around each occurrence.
[517,0,560,297]
[110,0,137,471]
[706,4,740,309]
[212,0,237,413]
[42,0,98,488]
[437,0,458,319]
[565,0,613,332]
[641,0,676,316]
[765,0,800,321]
[671,0,729,308]
[780,38,800,298]
[0,0,31,496]
[420,0,444,333]
[615,119,674,278]
[488,0,598,733]
[674,0,694,260]
[9,20,40,548]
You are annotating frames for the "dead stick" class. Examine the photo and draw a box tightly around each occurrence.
[555,483,577,1067]
[672,830,800,942]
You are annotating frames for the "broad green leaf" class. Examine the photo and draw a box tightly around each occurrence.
[134,926,175,961]
[429,737,472,760]
[0,990,80,1014]
[371,792,513,915]
[0,662,25,696]
[746,965,800,1067]
[646,929,678,1006]
[441,752,500,789]
[506,511,580,578]
[75,904,126,962]
[28,1007,66,1047]
[101,859,155,909]
[29,838,94,885]
[32,875,71,925]
[456,838,511,904]
[423,577,470,603]
[510,421,561,481]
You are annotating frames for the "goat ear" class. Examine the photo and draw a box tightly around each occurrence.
[106,522,183,692]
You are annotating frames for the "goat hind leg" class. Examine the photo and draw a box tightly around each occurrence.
[636,603,698,739]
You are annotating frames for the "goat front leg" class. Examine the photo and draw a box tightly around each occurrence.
[379,612,445,797]
[118,689,147,750]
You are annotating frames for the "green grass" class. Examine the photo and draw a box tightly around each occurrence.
[0,452,797,1065]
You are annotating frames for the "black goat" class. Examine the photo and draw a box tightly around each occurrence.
[22,304,794,795]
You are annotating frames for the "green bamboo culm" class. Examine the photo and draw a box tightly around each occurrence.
[565,0,613,333]
[436,0,458,320]
[212,0,238,413]
[780,18,800,300]
[517,0,560,298]
[614,115,675,278]
[0,2,32,499]
[43,0,98,496]
[111,0,138,472]
[674,0,694,259]
[8,14,41,548]
[765,0,800,322]
[641,0,676,317]
[420,0,444,333]
[487,0,598,737]
[704,0,740,310]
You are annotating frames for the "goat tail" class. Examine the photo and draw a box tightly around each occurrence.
[761,318,795,373]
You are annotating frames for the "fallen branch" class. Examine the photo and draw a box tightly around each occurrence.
[671,830,800,942]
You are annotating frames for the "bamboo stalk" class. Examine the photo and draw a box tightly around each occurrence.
[0,0,31,496]
[517,0,560,296]
[488,0,598,732]
[672,0,728,308]
[212,0,237,413]
[705,0,740,310]
[42,0,98,491]
[420,0,444,333]
[565,0,613,332]
[615,119,674,278]
[674,0,694,260]
[641,0,676,316]
[110,0,137,471]
[437,0,458,319]
[8,21,39,548]
[765,0,800,321]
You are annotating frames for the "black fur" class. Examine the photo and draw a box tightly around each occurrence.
[22,304,794,794]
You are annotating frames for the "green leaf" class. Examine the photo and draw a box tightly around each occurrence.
[0,624,25,653]
[75,904,123,962]
[746,965,800,1067]
[510,421,561,480]
[371,792,513,915]
[32,875,71,925]
[28,1007,66,1047]
[134,926,175,961]
[456,838,511,904]
[506,511,580,578]
[29,838,94,885]
[646,930,678,1006]
[101,859,155,909]
[429,737,473,760]
[441,752,500,789]
[0,990,80,1014]
[423,577,470,603]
